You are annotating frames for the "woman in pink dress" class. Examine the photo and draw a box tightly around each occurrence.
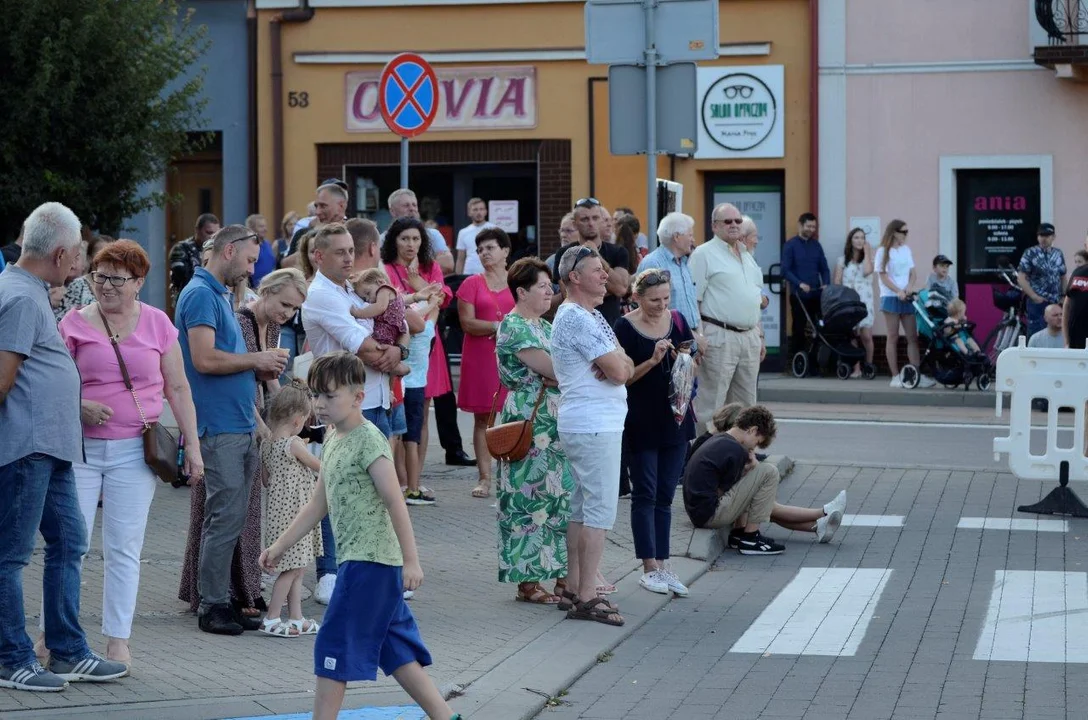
[456,228,515,498]
[382,217,453,459]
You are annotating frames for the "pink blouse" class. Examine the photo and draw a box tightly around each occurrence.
[59,304,179,440]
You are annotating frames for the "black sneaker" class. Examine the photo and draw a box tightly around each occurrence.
[0,661,68,692]
[48,653,128,682]
[735,531,785,555]
[199,603,243,635]
[727,529,743,549]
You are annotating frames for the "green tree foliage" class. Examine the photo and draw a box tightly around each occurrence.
[0,0,208,239]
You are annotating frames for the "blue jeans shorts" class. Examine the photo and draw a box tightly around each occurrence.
[880,296,915,315]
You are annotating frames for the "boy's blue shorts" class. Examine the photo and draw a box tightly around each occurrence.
[313,561,432,682]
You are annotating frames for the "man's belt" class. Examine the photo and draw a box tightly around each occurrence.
[701,315,751,333]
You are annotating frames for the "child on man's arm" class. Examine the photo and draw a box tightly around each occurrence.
[259,351,462,720]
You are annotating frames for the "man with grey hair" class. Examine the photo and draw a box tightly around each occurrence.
[283,179,350,266]
[690,203,765,418]
[176,224,288,636]
[740,215,771,312]
[552,245,634,625]
[637,211,699,331]
[385,188,454,274]
[0,202,129,691]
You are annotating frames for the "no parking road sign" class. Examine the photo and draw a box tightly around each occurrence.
[379,53,439,139]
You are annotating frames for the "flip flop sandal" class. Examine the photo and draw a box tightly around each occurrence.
[515,584,561,605]
[259,618,299,638]
[289,618,320,635]
[567,597,625,627]
[471,483,491,499]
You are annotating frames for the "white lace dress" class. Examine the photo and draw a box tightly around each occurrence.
[837,256,875,329]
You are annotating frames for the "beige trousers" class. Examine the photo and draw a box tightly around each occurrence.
[703,461,780,530]
[693,324,760,425]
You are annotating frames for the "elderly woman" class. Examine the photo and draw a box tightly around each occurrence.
[457,228,515,498]
[636,212,699,333]
[381,217,453,460]
[55,240,203,663]
[495,257,574,603]
[178,268,306,617]
[614,268,696,597]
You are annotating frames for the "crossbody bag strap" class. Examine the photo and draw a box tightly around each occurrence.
[96,306,151,430]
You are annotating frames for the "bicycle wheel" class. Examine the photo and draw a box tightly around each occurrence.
[981,322,1007,363]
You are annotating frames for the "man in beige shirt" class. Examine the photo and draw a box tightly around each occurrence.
[690,203,765,420]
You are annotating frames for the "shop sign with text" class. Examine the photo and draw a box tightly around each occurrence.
[346,66,537,133]
[956,169,1041,276]
[696,65,784,159]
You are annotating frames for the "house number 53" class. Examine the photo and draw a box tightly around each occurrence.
[288,91,310,108]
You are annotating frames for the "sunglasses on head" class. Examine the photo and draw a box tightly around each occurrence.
[570,245,596,271]
[639,269,671,288]
[574,197,601,209]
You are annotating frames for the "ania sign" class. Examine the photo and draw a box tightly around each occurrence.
[346,65,537,133]
[695,65,784,159]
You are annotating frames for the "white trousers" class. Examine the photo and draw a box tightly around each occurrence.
[73,437,158,639]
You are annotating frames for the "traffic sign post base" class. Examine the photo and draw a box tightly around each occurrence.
[1018,461,1088,518]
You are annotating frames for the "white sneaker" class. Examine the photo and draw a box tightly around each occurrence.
[889,372,903,388]
[918,374,937,388]
[314,574,336,605]
[658,566,690,597]
[823,490,847,518]
[639,570,670,595]
[818,490,846,544]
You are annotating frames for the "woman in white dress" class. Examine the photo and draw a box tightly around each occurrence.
[833,228,875,378]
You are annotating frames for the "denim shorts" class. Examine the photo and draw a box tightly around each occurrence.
[560,431,623,530]
[880,296,915,315]
[362,407,392,439]
[402,387,426,444]
[389,402,407,437]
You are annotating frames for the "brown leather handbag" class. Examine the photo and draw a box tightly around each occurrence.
[485,386,547,462]
[98,307,178,484]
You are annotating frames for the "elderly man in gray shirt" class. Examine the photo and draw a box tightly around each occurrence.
[0,203,128,693]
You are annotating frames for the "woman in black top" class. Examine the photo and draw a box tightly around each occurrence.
[614,269,696,597]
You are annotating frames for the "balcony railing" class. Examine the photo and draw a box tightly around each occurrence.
[1037,0,1088,44]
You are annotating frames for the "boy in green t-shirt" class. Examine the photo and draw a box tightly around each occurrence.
[260,352,462,720]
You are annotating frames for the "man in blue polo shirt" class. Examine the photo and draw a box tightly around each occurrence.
[782,212,830,368]
[176,225,288,636]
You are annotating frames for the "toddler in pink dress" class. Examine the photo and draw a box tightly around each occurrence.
[350,268,410,376]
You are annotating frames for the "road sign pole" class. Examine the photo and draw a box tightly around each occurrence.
[400,137,409,188]
[644,0,658,249]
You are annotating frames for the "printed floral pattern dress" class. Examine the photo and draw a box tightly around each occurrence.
[495,313,575,583]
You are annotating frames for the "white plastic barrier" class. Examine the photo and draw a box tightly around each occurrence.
[992,339,1088,482]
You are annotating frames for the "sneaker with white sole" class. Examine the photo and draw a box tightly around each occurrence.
[823,489,847,518]
[314,574,336,605]
[639,570,670,595]
[658,566,690,597]
[0,661,68,692]
[48,653,128,683]
[889,372,903,388]
[735,531,785,555]
[917,374,937,388]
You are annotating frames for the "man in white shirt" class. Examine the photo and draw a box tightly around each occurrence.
[1028,303,1065,349]
[455,197,494,275]
[385,188,454,275]
[552,246,634,625]
[690,203,765,420]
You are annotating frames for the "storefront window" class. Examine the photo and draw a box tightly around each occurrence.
[956,168,1041,279]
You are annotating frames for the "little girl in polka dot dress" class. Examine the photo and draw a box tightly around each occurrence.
[259,381,324,638]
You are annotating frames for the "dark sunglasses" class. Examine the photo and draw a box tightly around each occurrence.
[897,229,909,235]
[229,232,260,245]
[638,269,671,288]
[570,245,597,270]
[574,197,601,209]
[716,218,743,225]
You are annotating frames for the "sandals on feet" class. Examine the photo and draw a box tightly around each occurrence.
[567,597,625,626]
[288,618,320,635]
[259,618,299,638]
[595,571,617,595]
[471,480,491,499]
[557,588,578,611]
[516,583,561,605]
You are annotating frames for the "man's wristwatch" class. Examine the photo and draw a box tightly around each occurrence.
[398,344,410,360]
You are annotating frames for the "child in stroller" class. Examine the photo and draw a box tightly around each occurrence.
[900,289,993,390]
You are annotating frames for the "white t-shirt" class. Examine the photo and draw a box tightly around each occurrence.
[456,222,495,275]
[874,245,914,298]
[551,303,628,434]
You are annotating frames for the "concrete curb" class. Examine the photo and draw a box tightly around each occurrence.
[758,379,1004,409]
[451,454,794,720]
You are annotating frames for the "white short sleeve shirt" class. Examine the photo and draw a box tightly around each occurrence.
[551,303,628,434]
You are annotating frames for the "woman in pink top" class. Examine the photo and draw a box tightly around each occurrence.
[382,217,453,449]
[57,241,202,664]
[457,227,515,498]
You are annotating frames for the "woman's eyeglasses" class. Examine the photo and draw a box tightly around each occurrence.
[90,272,135,288]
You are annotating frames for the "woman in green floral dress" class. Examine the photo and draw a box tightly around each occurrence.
[495,258,575,604]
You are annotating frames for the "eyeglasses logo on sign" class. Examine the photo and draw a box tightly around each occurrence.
[701,73,777,152]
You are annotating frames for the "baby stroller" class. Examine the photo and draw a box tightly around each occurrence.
[899,288,993,391]
[791,285,876,380]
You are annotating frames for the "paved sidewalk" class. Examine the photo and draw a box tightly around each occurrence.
[535,463,1088,720]
[1,412,776,719]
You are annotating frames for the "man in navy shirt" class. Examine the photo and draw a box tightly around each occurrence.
[176,225,288,636]
[781,213,830,367]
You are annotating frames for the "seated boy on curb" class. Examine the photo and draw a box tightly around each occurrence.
[259,351,463,720]
[682,405,785,555]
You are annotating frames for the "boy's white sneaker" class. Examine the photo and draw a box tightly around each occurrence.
[314,574,336,605]
[824,490,847,518]
[889,372,903,388]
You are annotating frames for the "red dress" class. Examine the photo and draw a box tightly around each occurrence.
[386,261,453,399]
[456,274,515,413]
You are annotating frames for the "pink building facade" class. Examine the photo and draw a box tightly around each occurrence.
[818,0,1088,337]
